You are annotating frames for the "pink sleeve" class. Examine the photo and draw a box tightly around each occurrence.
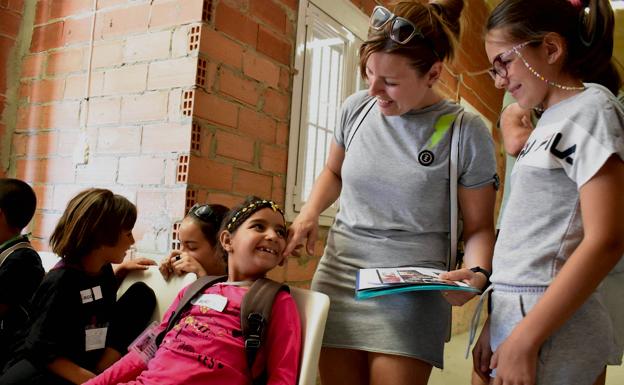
[264,291,302,385]
[84,287,191,385]
[83,351,146,385]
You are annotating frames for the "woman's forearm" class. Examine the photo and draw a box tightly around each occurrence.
[458,185,496,270]
[299,167,342,218]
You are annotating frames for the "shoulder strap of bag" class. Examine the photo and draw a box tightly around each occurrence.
[448,111,464,271]
[240,278,290,384]
[154,275,289,384]
[345,97,377,151]
[0,241,34,268]
[155,274,227,346]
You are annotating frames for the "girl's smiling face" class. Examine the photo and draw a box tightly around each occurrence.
[221,207,287,281]
[484,28,574,110]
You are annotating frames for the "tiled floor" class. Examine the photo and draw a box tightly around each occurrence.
[429,331,624,384]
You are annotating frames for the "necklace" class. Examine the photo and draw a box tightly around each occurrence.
[517,54,585,91]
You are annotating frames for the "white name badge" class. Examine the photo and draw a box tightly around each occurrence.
[129,321,159,363]
[80,286,103,304]
[85,327,107,351]
[191,294,228,312]
[92,286,103,300]
[80,289,93,303]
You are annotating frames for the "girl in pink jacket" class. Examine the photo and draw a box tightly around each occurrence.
[85,196,301,385]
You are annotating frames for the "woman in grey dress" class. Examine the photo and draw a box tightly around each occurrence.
[283,1,497,384]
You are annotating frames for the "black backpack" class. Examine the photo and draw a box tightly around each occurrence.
[154,275,290,384]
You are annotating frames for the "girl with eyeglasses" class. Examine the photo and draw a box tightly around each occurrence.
[159,203,229,280]
[472,1,624,384]
[283,1,498,384]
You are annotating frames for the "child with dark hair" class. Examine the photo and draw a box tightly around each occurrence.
[159,203,229,280]
[84,196,301,385]
[0,178,43,370]
[0,188,157,385]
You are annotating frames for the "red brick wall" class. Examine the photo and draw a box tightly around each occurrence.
[0,0,25,178]
[3,0,503,294]
[11,0,208,252]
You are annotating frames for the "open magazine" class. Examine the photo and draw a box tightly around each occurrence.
[355,266,480,299]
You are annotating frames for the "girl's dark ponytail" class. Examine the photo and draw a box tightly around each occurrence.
[572,0,622,94]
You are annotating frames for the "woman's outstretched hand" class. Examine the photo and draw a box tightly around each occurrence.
[282,213,318,257]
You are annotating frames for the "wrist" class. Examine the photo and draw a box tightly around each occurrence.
[470,266,491,290]
[510,322,543,352]
[299,205,319,219]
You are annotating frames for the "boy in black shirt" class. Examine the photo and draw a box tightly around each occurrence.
[0,178,43,370]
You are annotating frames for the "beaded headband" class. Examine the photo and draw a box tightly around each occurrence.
[226,199,284,232]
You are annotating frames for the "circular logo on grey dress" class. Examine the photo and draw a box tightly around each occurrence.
[418,150,434,166]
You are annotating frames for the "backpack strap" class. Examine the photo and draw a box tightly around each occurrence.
[0,241,34,268]
[345,97,377,151]
[240,278,289,383]
[155,274,227,346]
[448,111,464,271]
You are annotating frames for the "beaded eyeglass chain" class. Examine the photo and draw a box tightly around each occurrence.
[489,40,585,91]
[514,48,585,91]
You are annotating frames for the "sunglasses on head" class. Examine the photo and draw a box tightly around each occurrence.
[370,6,425,45]
[188,203,220,225]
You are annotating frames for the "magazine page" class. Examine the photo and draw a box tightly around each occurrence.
[356,266,480,299]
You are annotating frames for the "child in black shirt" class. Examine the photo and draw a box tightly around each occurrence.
[0,179,43,370]
[0,188,156,385]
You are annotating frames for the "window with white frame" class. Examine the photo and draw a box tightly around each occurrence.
[285,0,368,225]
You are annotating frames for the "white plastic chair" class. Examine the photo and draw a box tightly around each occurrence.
[117,265,197,323]
[290,286,330,385]
[38,251,61,272]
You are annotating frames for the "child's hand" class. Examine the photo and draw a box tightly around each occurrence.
[159,252,177,280]
[159,251,205,280]
[490,329,539,385]
[472,318,492,382]
[438,268,486,306]
[114,257,156,277]
[121,257,156,271]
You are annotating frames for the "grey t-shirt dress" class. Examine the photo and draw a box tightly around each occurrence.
[311,90,497,367]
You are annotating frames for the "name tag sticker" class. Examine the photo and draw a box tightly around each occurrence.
[85,326,107,351]
[92,286,103,300]
[129,321,159,363]
[191,294,228,312]
[80,289,94,304]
